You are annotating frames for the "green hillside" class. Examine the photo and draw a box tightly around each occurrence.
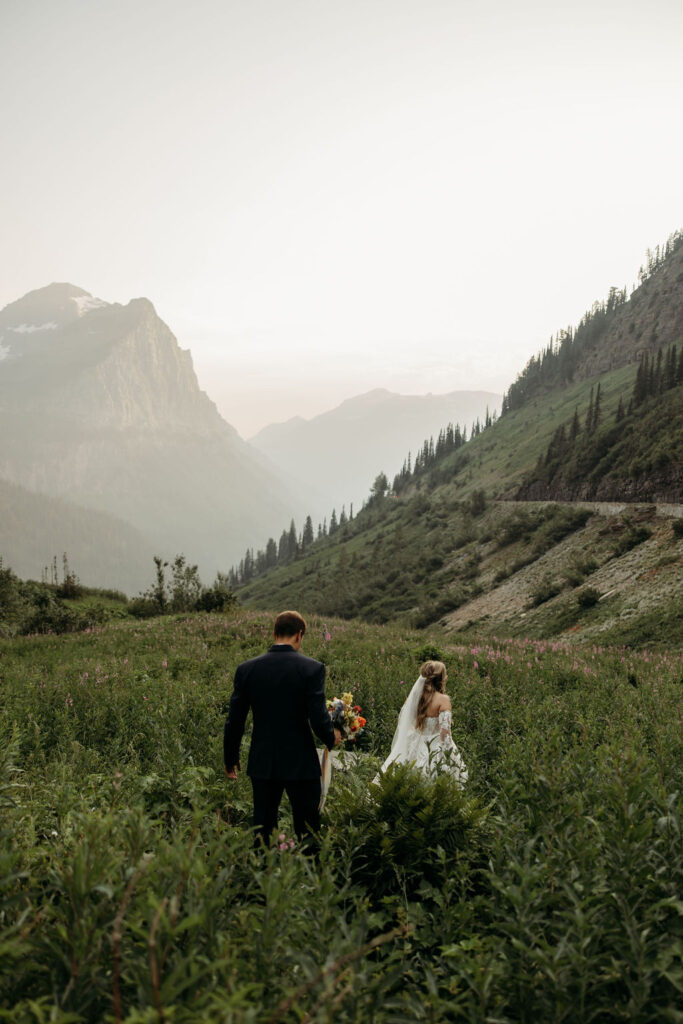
[235,361,681,643]
[234,236,682,643]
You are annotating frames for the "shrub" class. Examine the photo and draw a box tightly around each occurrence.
[415,642,445,662]
[195,573,237,613]
[127,596,160,619]
[531,506,592,553]
[613,525,652,557]
[578,586,601,608]
[326,761,489,899]
[672,519,683,539]
[464,488,487,518]
[496,510,537,547]
[528,577,561,607]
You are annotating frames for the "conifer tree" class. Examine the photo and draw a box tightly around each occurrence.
[570,406,580,440]
[665,344,677,390]
[302,516,314,549]
[265,537,278,568]
[655,349,663,394]
[633,353,649,405]
[647,353,656,396]
[585,386,594,431]
[592,382,602,429]
[328,509,338,536]
[287,520,298,558]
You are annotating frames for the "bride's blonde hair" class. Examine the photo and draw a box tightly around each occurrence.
[416,660,447,730]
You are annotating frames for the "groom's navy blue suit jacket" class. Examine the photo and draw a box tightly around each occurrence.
[223,644,336,780]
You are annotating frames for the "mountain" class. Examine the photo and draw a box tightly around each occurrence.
[234,231,683,646]
[0,478,155,594]
[0,283,294,589]
[250,387,502,520]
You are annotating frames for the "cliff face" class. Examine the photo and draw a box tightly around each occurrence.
[0,284,293,579]
[516,468,681,505]
[0,285,230,433]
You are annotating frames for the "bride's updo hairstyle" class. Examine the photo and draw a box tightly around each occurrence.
[416,660,447,730]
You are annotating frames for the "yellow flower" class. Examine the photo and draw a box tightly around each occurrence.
[342,692,353,705]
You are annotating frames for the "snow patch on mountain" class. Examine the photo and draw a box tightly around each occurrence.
[72,295,108,315]
[9,322,59,333]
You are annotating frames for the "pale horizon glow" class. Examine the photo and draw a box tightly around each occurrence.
[2,0,682,436]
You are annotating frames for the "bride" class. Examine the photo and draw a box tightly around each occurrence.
[379,660,468,784]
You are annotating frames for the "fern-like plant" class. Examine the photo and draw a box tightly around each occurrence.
[326,761,489,899]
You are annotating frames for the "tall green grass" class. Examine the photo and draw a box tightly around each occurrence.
[1,611,681,1021]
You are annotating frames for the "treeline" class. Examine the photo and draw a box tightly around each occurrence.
[230,404,501,587]
[527,341,682,494]
[233,508,354,581]
[0,553,237,636]
[130,555,236,618]
[501,229,683,416]
[392,409,496,494]
[230,491,378,586]
[631,343,683,407]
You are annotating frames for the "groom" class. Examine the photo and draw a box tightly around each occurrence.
[223,609,341,845]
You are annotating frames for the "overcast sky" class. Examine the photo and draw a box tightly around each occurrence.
[2,0,682,436]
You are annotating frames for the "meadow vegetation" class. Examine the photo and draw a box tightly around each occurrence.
[1,610,681,1021]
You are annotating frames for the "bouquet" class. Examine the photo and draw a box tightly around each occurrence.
[319,692,367,812]
[327,691,367,740]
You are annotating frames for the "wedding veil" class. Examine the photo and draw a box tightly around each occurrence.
[379,675,425,774]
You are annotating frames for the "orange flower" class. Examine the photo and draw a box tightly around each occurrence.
[357,716,366,727]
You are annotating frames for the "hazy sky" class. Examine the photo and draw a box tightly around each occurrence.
[2,0,682,436]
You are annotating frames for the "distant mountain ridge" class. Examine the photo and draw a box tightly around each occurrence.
[0,283,294,589]
[251,386,502,519]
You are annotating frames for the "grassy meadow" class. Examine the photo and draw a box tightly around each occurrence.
[1,608,681,1022]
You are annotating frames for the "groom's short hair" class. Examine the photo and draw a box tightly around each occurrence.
[274,610,306,638]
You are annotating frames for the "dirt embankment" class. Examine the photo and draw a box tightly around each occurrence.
[443,502,682,641]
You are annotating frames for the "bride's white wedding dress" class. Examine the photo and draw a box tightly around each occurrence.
[379,676,468,785]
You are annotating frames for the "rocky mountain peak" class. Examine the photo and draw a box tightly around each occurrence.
[0,282,295,577]
[0,284,228,437]
[0,283,109,332]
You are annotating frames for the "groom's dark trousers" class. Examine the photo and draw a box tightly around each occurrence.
[223,644,336,844]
